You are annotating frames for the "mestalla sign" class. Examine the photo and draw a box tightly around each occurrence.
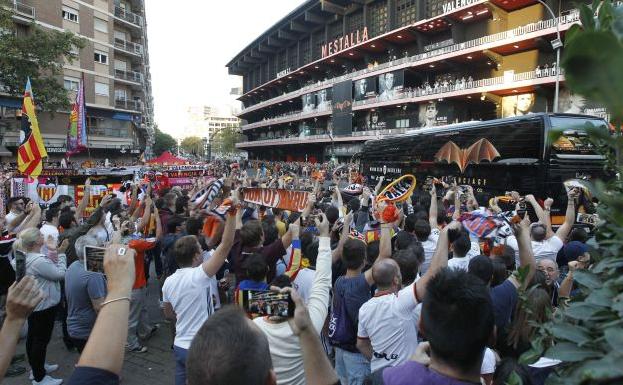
[321,27,369,58]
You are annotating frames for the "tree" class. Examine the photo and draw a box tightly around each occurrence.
[153,127,177,156]
[524,3,623,384]
[0,0,85,112]
[180,136,204,157]
[212,126,243,155]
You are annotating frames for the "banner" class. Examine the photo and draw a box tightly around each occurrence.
[332,80,353,137]
[243,188,309,212]
[17,78,48,178]
[66,77,87,156]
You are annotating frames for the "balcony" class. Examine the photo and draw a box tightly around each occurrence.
[238,10,579,116]
[115,97,142,111]
[242,106,332,131]
[113,6,143,28]
[352,70,564,110]
[113,38,143,56]
[11,1,34,19]
[236,128,408,149]
[114,68,143,84]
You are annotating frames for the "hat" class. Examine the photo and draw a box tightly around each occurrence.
[563,241,588,262]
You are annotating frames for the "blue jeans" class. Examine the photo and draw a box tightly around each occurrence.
[173,345,188,385]
[334,347,370,385]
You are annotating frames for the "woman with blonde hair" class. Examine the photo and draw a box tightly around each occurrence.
[13,228,67,385]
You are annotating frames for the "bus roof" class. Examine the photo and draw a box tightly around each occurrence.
[365,113,606,144]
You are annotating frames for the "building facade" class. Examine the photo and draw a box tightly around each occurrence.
[227,0,607,163]
[1,0,154,161]
[183,105,240,142]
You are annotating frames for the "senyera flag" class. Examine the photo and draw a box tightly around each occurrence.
[66,77,87,156]
[17,78,48,179]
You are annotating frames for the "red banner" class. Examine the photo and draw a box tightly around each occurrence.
[243,188,309,212]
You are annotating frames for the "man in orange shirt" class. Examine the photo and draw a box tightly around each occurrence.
[123,196,162,353]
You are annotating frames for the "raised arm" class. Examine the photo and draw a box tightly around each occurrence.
[373,175,385,196]
[452,185,461,221]
[75,178,91,222]
[429,184,438,230]
[201,190,238,277]
[136,196,152,233]
[0,277,42,380]
[510,215,536,289]
[556,189,578,241]
[364,203,394,285]
[331,212,353,264]
[306,214,332,332]
[288,288,339,385]
[416,221,462,300]
[153,207,162,239]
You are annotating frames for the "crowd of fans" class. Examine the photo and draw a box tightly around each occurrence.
[0,161,593,385]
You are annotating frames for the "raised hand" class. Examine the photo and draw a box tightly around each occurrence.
[5,276,43,322]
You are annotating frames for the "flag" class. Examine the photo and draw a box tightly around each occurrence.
[17,78,48,178]
[66,77,87,156]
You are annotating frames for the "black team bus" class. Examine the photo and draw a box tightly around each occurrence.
[360,113,610,225]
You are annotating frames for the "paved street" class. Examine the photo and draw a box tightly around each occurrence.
[5,268,175,385]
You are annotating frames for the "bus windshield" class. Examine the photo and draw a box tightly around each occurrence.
[550,116,609,155]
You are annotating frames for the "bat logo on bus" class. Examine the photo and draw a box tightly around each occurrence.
[434,138,500,173]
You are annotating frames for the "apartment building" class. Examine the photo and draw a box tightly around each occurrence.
[227,0,607,162]
[0,0,154,161]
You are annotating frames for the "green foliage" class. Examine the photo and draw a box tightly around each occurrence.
[524,2,623,384]
[153,127,177,156]
[180,136,204,157]
[0,0,85,112]
[212,126,243,155]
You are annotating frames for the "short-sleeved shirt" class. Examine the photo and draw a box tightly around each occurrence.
[68,367,119,385]
[490,279,518,332]
[506,235,564,264]
[330,273,371,351]
[65,261,107,339]
[162,266,217,349]
[419,229,440,274]
[382,360,480,385]
[128,238,156,289]
[358,283,419,372]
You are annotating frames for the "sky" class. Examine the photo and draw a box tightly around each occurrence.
[145,0,302,138]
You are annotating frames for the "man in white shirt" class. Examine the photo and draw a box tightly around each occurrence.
[162,195,237,385]
[505,191,577,264]
[254,215,327,385]
[357,221,462,374]
[447,233,476,271]
[5,197,25,232]
[40,205,60,244]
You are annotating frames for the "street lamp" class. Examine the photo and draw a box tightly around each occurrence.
[536,0,562,113]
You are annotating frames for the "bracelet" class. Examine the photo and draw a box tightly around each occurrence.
[101,297,130,307]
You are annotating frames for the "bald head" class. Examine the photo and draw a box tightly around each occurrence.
[372,259,401,291]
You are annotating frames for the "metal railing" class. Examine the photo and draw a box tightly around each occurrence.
[242,106,333,131]
[113,38,143,55]
[239,10,580,115]
[114,98,142,111]
[114,68,143,84]
[12,1,34,18]
[113,6,143,27]
[236,127,408,148]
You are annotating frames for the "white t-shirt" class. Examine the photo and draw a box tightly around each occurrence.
[40,223,59,243]
[506,235,564,264]
[201,250,221,310]
[481,347,497,375]
[357,282,419,372]
[5,211,18,226]
[420,229,440,274]
[162,266,216,349]
[447,241,480,271]
[292,268,315,304]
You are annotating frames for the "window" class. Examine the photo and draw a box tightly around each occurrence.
[427,0,446,18]
[94,50,108,64]
[396,119,410,128]
[369,1,388,37]
[94,18,108,33]
[63,77,80,92]
[397,0,418,27]
[114,89,127,100]
[69,44,80,57]
[114,59,127,71]
[62,6,79,23]
[94,82,109,96]
[114,30,126,41]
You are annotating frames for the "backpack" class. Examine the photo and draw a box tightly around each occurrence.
[328,277,358,351]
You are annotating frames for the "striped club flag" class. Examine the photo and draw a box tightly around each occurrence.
[17,78,48,178]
